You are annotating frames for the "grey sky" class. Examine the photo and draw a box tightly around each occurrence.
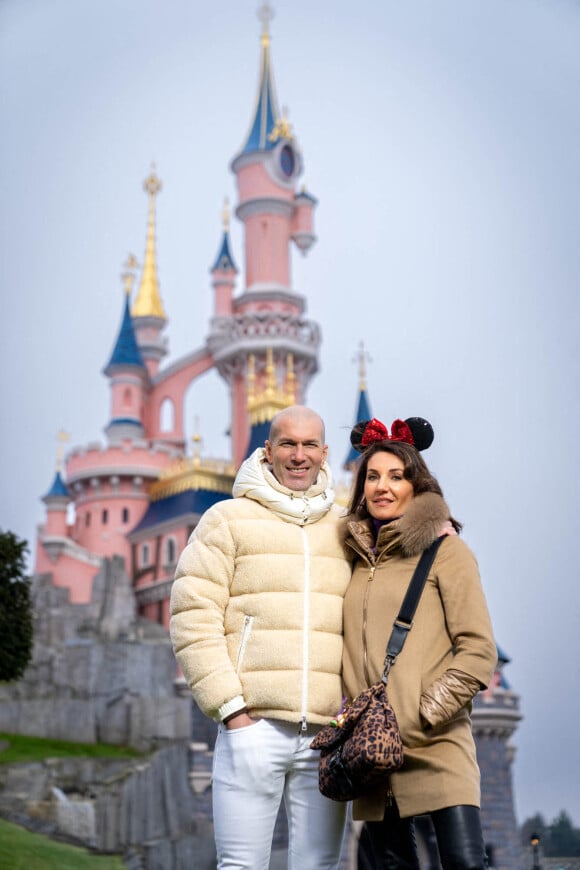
[1,0,579,826]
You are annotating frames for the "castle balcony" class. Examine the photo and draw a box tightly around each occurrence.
[472,687,522,739]
[207,312,320,375]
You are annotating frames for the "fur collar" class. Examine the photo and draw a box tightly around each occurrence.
[346,492,450,558]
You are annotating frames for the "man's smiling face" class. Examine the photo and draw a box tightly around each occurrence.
[265,413,328,492]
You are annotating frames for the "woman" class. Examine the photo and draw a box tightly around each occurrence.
[342,417,497,870]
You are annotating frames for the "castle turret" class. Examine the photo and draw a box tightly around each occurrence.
[211,199,238,317]
[208,3,321,464]
[344,342,373,470]
[42,470,70,539]
[103,260,148,443]
[132,168,168,377]
[40,432,71,551]
[291,186,318,255]
[472,646,524,869]
[231,7,313,291]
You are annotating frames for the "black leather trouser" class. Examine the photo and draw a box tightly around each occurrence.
[358,804,486,870]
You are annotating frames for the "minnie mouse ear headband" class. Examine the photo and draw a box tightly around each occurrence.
[350,417,434,453]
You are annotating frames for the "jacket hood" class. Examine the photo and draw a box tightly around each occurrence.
[346,492,451,558]
[232,447,335,526]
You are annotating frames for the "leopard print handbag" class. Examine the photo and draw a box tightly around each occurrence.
[310,538,443,802]
[310,681,403,801]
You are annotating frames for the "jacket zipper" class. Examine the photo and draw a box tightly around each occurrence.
[300,527,310,732]
[236,615,254,674]
[362,564,375,687]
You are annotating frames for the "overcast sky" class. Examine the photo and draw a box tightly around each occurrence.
[1,0,579,827]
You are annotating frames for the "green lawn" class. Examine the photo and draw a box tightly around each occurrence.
[0,733,143,764]
[0,817,125,869]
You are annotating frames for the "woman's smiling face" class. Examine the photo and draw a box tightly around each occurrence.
[363,450,415,521]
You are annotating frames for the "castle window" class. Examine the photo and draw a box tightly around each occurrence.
[85,512,91,527]
[160,397,174,432]
[166,537,176,565]
[122,507,129,523]
[122,387,131,408]
[102,509,108,525]
[142,543,150,567]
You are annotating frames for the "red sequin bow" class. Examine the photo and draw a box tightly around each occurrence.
[360,418,415,448]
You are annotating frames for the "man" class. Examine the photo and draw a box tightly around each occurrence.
[170,406,351,869]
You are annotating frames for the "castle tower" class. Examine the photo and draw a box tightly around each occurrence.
[61,261,177,582]
[208,3,321,465]
[103,258,148,442]
[211,198,238,317]
[39,431,72,558]
[131,167,168,379]
[34,239,181,603]
[472,648,524,869]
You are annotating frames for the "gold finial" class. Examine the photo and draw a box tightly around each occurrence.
[353,341,372,391]
[268,106,294,143]
[246,348,295,423]
[122,253,138,297]
[284,353,296,404]
[56,429,70,472]
[258,1,274,46]
[191,416,202,467]
[222,197,230,232]
[143,163,162,197]
[132,165,166,319]
[247,354,256,403]
[265,347,276,398]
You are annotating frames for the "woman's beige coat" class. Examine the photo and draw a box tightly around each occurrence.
[342,493,497,819]
[170,450,352,726]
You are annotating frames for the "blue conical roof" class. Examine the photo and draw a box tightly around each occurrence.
[210,230,237,272]
[240,32,280,154]
[104,294,146,374]
[343,388,373,469]
[44,470,70,500]
[496,643,510,665]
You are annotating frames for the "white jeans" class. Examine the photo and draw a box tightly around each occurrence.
[212,717,347,869]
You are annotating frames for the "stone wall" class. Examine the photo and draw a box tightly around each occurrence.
[0,744,217,869]
[0,560,190,749]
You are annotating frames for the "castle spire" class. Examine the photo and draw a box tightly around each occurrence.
[132,166,166,319]
[240,3,281,153]
[104,265,146,375]
[343,342,373,470]
[103,260,148,442]
[43,430,71,501]
[210,198,238,273]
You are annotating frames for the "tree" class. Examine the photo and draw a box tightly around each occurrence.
[0,529,33,681]
[521,812,580,858]
[544,811,580,857]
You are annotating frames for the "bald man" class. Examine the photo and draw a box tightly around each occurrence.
[170,406,351,869]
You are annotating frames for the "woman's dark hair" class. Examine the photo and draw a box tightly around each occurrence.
[348,440,462,531]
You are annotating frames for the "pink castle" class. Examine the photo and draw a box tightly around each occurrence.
[35,8,322,626]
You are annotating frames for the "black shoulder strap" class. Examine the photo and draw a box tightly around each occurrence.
[382,536,444,683]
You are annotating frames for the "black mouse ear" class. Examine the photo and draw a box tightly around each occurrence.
[405,417,434,451]
[350,420,371,453]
